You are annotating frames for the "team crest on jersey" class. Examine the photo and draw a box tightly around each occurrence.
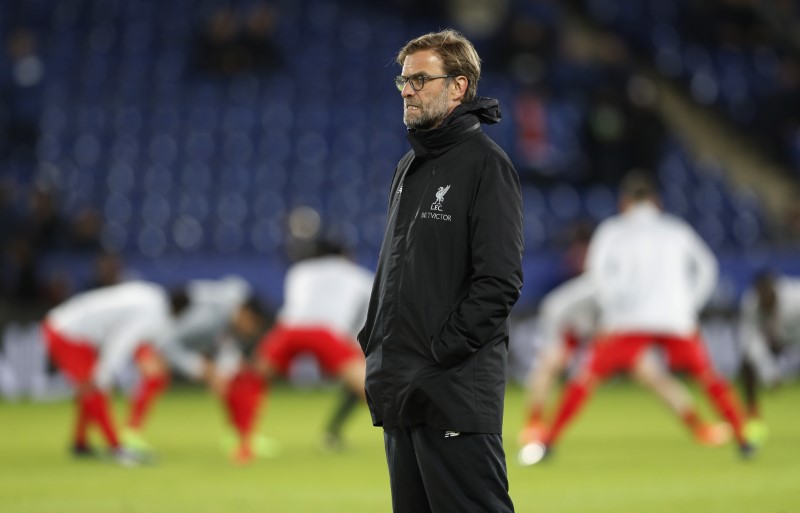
[431,185,450,211]
[420,184,452,222]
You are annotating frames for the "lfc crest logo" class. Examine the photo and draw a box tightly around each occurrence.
[431,185,450,211]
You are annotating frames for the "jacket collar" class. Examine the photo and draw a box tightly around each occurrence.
[406,97,501,159]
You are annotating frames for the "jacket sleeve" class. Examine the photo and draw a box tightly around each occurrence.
[430,155,524,367]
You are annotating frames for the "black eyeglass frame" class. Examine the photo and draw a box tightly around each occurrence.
[394,74,455,92]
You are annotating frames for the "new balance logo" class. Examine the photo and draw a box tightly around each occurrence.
[444,431,460,438]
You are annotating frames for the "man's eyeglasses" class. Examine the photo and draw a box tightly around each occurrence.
[394,74,454,92]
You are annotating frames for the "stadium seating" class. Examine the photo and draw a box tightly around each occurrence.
[0,0,789,306]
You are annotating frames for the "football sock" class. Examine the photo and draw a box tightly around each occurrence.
[225,370,265,443]
[325,388,360,437]
[544,382,591,446]
[703,376,746,444]
[526,405,545,427]
[74,396,92,447]
[128,374,169,429]
[739,361,760,418]
[681,410,703,431]
[83,390,120,448]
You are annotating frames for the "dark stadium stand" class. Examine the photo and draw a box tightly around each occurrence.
[1,0,799,309]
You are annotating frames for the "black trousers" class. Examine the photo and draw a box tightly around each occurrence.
[383,425,515,513]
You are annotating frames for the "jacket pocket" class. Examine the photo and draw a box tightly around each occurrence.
[423,302,453,361]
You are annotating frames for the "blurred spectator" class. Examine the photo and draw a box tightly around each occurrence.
[0,28,44,164]
[24,187,67,253]
[583,86,630,184]
[0,178,21,253]
[241,2,282,72]
[445,0,510,38]
[488,13,556,87]
[513,89,552,171]
[68,207,104,252]
[682,0,765,49]
[193,2,281,77]
[3,235,43,305]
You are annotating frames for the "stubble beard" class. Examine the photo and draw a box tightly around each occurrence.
[404,87,451,131]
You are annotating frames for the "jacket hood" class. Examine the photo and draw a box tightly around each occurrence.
[406,96,502,159]
[442,96,502,127]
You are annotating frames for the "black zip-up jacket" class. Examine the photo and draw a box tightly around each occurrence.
[357,97,524,434]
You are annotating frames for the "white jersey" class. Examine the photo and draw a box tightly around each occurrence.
[740,277,800,384]
[45,281,172,389]
[160,276,252,379]
[537,274,598,351]
[278,255,374,338]
[586,202,718,336]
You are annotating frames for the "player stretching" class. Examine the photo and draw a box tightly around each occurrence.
[229,240,373,463]
[41,281,185,465]
[121,276,272,457]
[738,272,800,444]
[523,173,753,464]
[518,273,731,464]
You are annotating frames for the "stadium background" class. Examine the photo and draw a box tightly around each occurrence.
[1,0,799,512]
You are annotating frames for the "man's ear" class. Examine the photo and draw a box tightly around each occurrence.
[450,76,468,102]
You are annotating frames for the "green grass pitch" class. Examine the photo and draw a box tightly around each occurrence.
[1,381,798,513]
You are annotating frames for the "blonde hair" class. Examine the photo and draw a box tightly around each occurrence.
[396,29,481,102]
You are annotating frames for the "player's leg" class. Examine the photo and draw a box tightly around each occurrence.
[223,365,267,464]
[519,361,598,465]
[124,345,170,451]
[322,388,361,451]
[220,324,297,463]
[80,386,122,449]
[337,356,366,401]
[665,334,751,455]
[43,323,149,465]
[292,328,366,448]
[739,359,760,419]
[520,340,567,444]
[631,349,730,446]
[738,358,770,446]
[42,323,110,454]
[543,335,632,445]
[535,368,595,451]
[521,333,649,464]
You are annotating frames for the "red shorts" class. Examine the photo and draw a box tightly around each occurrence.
[587,331,712,378]
[42,321,97,384]
[258,323,362,375]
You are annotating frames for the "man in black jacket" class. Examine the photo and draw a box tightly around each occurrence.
[357,29,524,513]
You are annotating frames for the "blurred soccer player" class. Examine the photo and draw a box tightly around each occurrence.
[231,240,373,463]
[41,281,186,465]
[122,276,269,455]
[738,272,800,443]
[518,274,731,464]
[524,173,752,464]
